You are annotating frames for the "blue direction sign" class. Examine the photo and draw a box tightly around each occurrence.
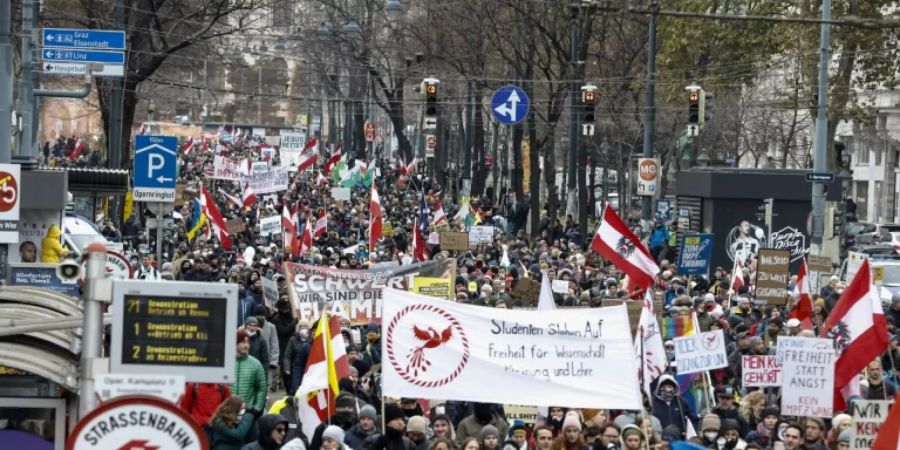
[41,48,124,64]
[42,28,126,50]
[133,136,177,203]
[491,85,530,125]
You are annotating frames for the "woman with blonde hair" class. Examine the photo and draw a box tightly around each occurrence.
[738,391,767,429]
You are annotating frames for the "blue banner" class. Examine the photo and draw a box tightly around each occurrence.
[8,264,81,298]
[677,233,714,275]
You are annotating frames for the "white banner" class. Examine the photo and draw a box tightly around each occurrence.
[212,156,246,181]
[381,288,641,409]
[259,215,282,236]
[673,330,728,375]
[246,166,289,194]
[779,336,835,417]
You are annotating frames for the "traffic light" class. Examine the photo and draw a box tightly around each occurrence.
[581,84,597,123]
[688,90,700,124]
[703,91,713,123]
[422,78,440,118]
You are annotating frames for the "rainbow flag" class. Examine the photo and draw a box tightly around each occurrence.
[662,316,694,340]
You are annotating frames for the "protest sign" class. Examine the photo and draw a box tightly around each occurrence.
[512,278,541,305]
[285,259,455,324]
[505,405,540,425]
[261,277,279,308]
[412,276,452,300]
[551,280,569,294]
[468,225,494,245]
[440,232,469,251]
[382,289,640,409]
[331,187,351,201]
[251,161,269,173]
[778,336,835,417]
[676,233,714,275]
[259,215,281,236]
[279,130,305,151]
[673,330,728,375]
[212,156,246,181]
[850,400,894,450]
[742,355,782,387]
[261,147,275,161]
[226,218,246,234]
[808,254,834,294]
[246,166,289,194]
[756,249,791,305]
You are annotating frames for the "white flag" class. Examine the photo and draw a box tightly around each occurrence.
[537,271,556,311]
[635,290,667,400]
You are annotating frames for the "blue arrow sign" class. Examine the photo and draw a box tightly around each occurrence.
[41,48,125,64]
[491,85,530,125]
[133,136,177,203]
[42,28,126,50]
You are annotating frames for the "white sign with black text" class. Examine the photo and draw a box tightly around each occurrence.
[673,329,728,375]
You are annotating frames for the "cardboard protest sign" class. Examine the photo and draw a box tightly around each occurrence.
[551,280,569,294]
[226,218,246,235]
[850,400,894,450]
[261,277,279,308]
[512,278,541,305]
[742,355,782,387]
[440,232,469,251]
[673,330,728,375]
[603,299,664,336]
[778,336,835,417]
[505,404,540,424]
[756,249,791,305]
[331,187,351,201]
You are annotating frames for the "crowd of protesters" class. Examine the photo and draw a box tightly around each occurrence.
[80,132,898,450]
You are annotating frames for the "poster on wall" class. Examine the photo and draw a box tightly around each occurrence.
[768,226,807,263]
[726,219,765,267]
[9,209,63,264]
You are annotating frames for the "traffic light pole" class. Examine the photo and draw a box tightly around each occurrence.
[0,0,11,164]
[641,3,659,223]
[810,0,831,253]
[566,8,580,219]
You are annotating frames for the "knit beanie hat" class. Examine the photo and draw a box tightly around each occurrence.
[837,430,851,443]
[481,425,500,440]
[407,416,428,433]
[335,394,357,409]
[562,411,582,432]
[701,414,721,432]
[622,425,643,440]
[720,419,739,434]
[832,413,851,429]
[323,425,345,444]
[383,403,405,424]
[761,407,780,419]
[237,329,250,344]
[359,405,377,421]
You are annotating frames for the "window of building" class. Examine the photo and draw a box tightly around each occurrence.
[853,139,870,165]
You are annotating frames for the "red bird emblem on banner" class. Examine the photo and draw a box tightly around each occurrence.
[407,325,453,376]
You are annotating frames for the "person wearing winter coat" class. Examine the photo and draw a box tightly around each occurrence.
[407,416,431,450]
[363,403,417,450]
[268,396,310,445]
[40,225,69,263]
[650,375,696,435]
[232,330,268,410]
[346,405,380,450]
[208,397,258,450]
[323,425,352,450]
[720,419,748,450]
[253,305,280,386]
[456,403,509,447]
[271,300,298,391]
[243,317,271,374]
[283,322,311,394]
[179,382,232,427]
[241,414,291,450]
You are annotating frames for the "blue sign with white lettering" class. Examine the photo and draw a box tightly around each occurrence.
[655,199,673,222]
[42,28,126,50]
[677,233,715,276]
[41,48,125,64]
[133,136,177,203]
[490,85,530,125]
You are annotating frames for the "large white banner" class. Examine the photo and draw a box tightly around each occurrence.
[381,288,641,409]
[246,166,289,194]
[212,156,246,181]
[779,336,835,417]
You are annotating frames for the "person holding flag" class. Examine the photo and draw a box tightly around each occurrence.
[369,184,383,254]
[294,312,351,441]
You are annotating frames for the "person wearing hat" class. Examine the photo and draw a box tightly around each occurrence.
[502,420,528,450]
[406,416,431,450]
[346,405,380,450]
[363,323,382,366]
[720,418,748,450]
[363,403,416,450]
[456,403,509,447]
[712,385,750,438]
[551,411,587,450]
[321,424,349,450]
[699,414,721,447]
[242,317,271,374]
[834,429,850,450]
[651,375,695,436]
[618,424,646,450]
[241,413,291,450]
[252,304,280,388]
[232,329,267,411]
[309,394,360,450]
[283,321,311,395]
[479,425,501,450]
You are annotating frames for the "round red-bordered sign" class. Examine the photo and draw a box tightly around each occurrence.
[386,304,470,388]
[67,395,209,450]
[0,170,19,213]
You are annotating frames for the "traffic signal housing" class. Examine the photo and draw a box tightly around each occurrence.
[581,84,598,123]
[688,90,701,124]
[422,78,440,118]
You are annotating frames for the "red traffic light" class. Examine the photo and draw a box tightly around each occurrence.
[425,84,437,95]
[584,91,595,102]
[689,91,700,102]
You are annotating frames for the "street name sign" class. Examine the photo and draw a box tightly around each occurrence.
[805,172,834,183]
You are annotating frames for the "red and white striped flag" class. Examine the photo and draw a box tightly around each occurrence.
[138,123,148,135]
[182,136,195,156]
[431,200,448,227]
[297,138,319,172]
[282,204,299,256]
[412,218,428,262]
[299,215,313,254]
[369,184,383,253]
[790,258,814,330]
[590,205,660,289]
[295,312,351,439]
[325,144,342,174]
[316,171,329,187]
[820,258,889,412]
[222,191,243,209]
[200,186,233,250]
[730,259,745,294]
[241,181,258,208]
[314,208,328,238]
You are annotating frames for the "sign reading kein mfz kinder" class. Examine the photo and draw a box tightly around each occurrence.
[133,135,178,203]
[110,280,237,383]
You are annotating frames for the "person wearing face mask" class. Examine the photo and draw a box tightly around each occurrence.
[650,375,695,436]
[456,403,509,447]
[309,394,360,450]
[363,323,383,367]
[364,403,416,450]
[400,398,426,420]
[251,305,280,391]
[242,317,270,376]
[719,419,747,450]
[238,281,258,327]
[699,414,721,448]
[282,322,311,395]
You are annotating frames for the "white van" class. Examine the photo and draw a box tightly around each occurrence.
[62,215,123,258]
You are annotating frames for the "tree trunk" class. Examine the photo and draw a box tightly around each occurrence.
[544,130,558,220]
[472,96,487,197]
[511,124,524,201]
[98,78,139,169]
[529,112,541,240]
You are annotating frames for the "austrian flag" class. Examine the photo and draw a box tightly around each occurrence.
[590,205,660,288]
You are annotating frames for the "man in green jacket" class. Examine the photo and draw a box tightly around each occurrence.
[233,329,268,410]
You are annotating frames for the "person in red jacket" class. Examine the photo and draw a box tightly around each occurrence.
[179,382,232,426]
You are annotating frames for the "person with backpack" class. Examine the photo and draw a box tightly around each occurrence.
[179,382,232,429]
